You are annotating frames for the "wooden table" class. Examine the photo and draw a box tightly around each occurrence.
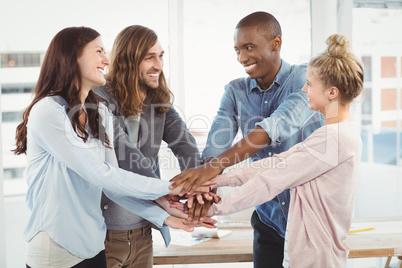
[153,217,402,266]
[346,217,402,268]
[154,227,253,264]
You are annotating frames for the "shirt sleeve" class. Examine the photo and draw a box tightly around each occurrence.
[163,106,201,170]
[104,128,170,228]
[256,91,312,147]
[103,190,169,228]
[210,126,342,216]
[28,99,171,201]
[212,147,295,189]
[202,85,239,159]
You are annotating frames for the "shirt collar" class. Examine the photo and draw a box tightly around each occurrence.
[248,60,291,93]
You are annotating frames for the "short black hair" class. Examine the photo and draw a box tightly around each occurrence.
[236,11,282,41]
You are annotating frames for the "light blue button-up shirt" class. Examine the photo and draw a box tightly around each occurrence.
[24,96,171,259]
[202,60,324,237]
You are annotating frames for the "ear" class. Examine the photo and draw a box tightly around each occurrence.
[328,86,339,101]
[271,35,282,52]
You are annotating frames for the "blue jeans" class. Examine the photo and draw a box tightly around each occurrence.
[251,211,285,268]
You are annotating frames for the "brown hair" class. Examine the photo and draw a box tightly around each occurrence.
[13,26,110,155]
[105,25,173,117]
[309,34,364,104]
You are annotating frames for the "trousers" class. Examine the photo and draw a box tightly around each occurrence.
[104,224,153,268]
[251,210,285,268]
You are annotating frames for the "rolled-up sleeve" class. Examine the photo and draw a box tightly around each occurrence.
[256,91,310,147]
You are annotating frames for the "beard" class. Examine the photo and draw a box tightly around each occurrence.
[139,73,159,90]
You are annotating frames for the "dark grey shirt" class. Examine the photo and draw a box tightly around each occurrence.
[94,86,200,246]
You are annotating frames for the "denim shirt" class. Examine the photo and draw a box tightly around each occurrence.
[202,60,324,237]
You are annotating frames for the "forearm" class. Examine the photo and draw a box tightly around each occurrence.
[212,155,280,189]
[211,172,283,216]
[213,126,271,170]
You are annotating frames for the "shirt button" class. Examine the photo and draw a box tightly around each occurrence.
[103,205,109,210]
[281,202,285,205]
[264,101,268,104]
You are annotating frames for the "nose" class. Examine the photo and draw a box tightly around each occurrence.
[155,57,163,70]
[302,82,307,93]
[237,50,248,65]
[102,54,110,66]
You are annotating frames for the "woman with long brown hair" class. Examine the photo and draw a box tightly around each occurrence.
[14,26,204,268]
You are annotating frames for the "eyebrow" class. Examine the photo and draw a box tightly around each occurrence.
[234,42,255,50]
[145,51,165,57]
[242,42,254,47]
[95,46,106,52]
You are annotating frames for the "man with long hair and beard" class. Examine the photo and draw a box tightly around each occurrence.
[94,25,214,268]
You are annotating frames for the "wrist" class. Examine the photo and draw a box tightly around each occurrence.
[210,184,217,191]
[202,157,214,165]
[207,157,228,174]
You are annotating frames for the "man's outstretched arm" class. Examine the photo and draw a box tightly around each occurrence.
[170,126,270,195]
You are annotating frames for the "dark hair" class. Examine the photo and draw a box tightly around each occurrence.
[13,26,110,155]
[236,11,282,41]
[106,25,173,117]
[309,34,364,104]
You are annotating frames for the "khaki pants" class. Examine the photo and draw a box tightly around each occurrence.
[105,224,153,268]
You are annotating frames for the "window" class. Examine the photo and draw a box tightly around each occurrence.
[2,111,22,123]
[352,6,402,220]
[3,168,25,180]
[0,53,40,68]
[355,10,402,166]
[1,85,34,94]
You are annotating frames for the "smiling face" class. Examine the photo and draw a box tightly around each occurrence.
[302,67,332,114]
[234,25,279,89]
[138,40,164,90]
[77,36,109,92]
